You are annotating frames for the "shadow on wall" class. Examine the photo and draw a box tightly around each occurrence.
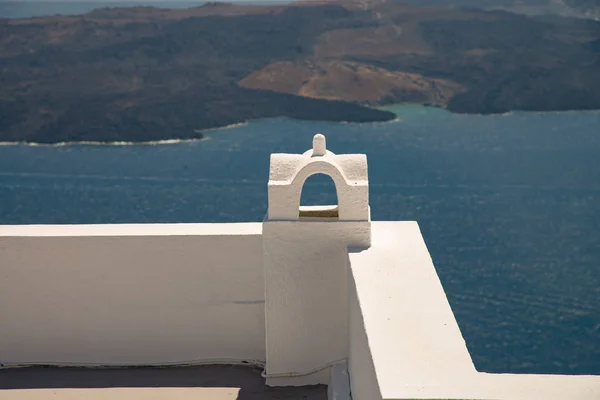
[0,365,327,399]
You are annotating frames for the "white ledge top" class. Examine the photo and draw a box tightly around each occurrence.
[349,222,600,400]
[350,221,476,393]
[0,223,263,237]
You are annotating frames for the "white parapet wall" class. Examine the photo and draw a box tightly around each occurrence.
[349,221,478,400]
[348,221,600,400]
[0,223,266,366]
[3,221,599,399]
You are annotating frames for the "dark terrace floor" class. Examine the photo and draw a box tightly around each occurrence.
[0,365,327,400]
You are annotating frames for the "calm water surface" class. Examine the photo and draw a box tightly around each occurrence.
[0,1,290,19]
[1,105,599,375]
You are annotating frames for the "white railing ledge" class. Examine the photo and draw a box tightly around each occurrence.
[380,373,600,400]
[348,221,600,400]
[0,222,262,237]
[475,373,600,400]
[348,221,477,400]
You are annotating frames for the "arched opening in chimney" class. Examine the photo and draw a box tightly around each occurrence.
[298,173,339,219]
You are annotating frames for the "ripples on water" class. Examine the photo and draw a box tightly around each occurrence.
[1,105,599,375]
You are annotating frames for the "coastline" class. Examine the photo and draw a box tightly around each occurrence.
[197,121,249,133]
[2,106,599,147]
[0,121,256,146]
[378,103,600,117]
[0,137,210,147]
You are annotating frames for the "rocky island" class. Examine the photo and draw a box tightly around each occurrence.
[1,0,599,143]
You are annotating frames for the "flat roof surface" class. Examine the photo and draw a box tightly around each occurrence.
[0,365,327,400]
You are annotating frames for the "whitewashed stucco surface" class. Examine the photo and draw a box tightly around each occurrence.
[268,134,369,222]
[0,223,265,366]
[349,222,600,400]
[262,133,371,387]
[348,261,381,400]
[2,221,599,399]
[349,221,476,400]
[263,220,370,386]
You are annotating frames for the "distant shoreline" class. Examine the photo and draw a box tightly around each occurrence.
[0,137,209,147]
[2,106,600,147]
[379,103,600,117]
[197,121,249,133]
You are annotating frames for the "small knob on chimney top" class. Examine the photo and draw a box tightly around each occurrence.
[312,134,326,156]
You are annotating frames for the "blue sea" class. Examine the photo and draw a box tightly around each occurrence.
[1,105,599,375]
[0,0,289,19]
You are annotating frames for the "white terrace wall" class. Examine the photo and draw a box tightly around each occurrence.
[348,221,600,400]
[0,223,266,366]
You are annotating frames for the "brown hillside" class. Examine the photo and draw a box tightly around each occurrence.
[1,0,600,142]
[240,60,465,106]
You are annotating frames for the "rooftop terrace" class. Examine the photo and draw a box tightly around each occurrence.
[1,134,599,399]
[0,365,326,399]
